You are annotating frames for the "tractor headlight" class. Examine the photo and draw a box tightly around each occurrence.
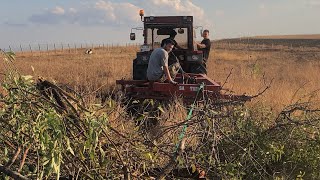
[187,54,202,62]
[192,55,199,60]
[140,44,150,52]
[142,56,148,61]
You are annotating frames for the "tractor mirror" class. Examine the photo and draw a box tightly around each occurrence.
[178,28,184,34]
[130,33,136,40]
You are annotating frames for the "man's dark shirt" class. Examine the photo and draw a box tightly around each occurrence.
[199,38,211,61]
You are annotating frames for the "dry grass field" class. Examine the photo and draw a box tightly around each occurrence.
[1,43,320,112]
[1,41,320,179]
[210,48,320,111]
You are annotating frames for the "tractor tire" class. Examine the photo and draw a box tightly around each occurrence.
[133,58,148,80]
[189,63,207,74]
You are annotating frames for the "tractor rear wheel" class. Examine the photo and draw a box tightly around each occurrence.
[189,63,207,74]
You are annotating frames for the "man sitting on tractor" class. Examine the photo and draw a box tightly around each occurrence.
[147,39,184,85]
[160,29,189,79]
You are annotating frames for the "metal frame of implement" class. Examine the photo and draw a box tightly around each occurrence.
[116,73,250,102]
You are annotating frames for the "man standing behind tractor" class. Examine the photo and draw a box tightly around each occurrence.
[196,29,211,72]
[147,39,178,85]
[160,29,183,50]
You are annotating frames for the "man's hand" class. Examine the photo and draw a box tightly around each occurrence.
[197,42,206,49]
[170,80,178,85]
[182,73,190,79]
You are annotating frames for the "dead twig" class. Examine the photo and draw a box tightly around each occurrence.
[5,146,21,168]
[221,68,233,88]
[18,145,31,172]
[0,164,29,180]
[250,78,274,99]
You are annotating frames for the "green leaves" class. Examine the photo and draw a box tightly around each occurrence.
[1,51,16,62]
[269,144,285,162]
[157,105,165,113]
[66,138,75,156]
[1,49,320,180]
[6,51,16,60]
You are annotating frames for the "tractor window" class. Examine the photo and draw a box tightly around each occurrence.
[146,28,188,49]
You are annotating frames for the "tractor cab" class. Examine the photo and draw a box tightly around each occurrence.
[116,10,251,103]
[130,10,206,80]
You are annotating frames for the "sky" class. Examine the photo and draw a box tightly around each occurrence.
[1,0,320,50]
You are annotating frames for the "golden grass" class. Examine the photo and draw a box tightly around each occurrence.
[1,45,319,112]
[4,47,137,93]
[209,49,320,111]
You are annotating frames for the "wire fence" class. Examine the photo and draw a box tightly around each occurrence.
[1,42,141,54]
[1,41,319,55]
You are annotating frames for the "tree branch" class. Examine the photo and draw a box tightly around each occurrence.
[0,164,29,180]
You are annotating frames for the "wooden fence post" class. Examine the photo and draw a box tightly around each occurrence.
[46,44,49,55]
[38,44,41,56]
[29,44,32,54]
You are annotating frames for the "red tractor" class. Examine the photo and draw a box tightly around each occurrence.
[130,10,207,80]
[116,10,250,103]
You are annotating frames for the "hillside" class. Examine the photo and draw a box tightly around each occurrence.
[215,34,320,48]
[252,34,320,39]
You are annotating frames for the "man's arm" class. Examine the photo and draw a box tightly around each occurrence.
[197,39,211,49]
[163,65,177,84]
[160,49,177,84]
[172,39,183,50]
[197,42,206,49]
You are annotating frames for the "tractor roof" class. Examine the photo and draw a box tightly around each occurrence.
[144,16,193,27]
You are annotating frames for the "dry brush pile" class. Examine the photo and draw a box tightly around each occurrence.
[1,50,320,179]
